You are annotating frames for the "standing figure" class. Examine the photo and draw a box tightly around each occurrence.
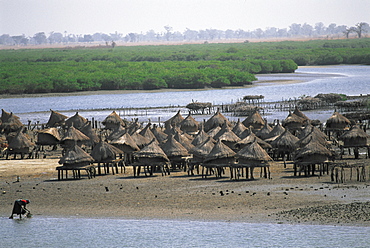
[9,199,30,219]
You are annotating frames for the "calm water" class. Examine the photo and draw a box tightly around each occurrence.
[2,217,369,248]
[1,65,369,124]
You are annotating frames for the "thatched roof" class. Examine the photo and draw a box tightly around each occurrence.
[106,125,126,142]
[236,139,273,166]
[65,112,88,129]
[204,109,231,132]
[270,129,299,152]
[1,112,23,133]
[242,110,265,130]
[283,112,306,130]
[46,109,68,127]
[102,111,126,129]
[8,130,35,149]
[139,123,157,142]
[91,140,123,162]
[110,133,140,153]
[160,134,189,158]
[326,112,351,130]
[294,138,332,163]
[339,125,370,145]
[213,121,241,145]
[61,126,90,145]
[164,110,184,129]
[151,124,168,143]
[180,113,199,134]
[37,127,61,145]
[80,121,100,145]
[293,106,310,121]
[232,119,248,138]
[204,139,236,163]
[186,102,212,111]
[58,144,94,165]
[255,121,273,140]
[297,128,330,148]
[191,125,214,146]
[235,129,272,150]
[133,139,169,162]
[173,130,195,151]
[1,109,12,123]
[265,121,285,140]
[189,136,216,160]
[130,131,152,148]
[207,126,222,138]
[298,124,328,140]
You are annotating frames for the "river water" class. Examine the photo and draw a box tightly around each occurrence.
[1,65,369,125]
[2,217,370,248]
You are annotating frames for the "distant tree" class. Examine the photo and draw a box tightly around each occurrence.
[353,22,369,38]
[301,23,313,37]
[101,33,111,42]
[33,32,47,44]
[254,28,264,39]
[289,23,301,36]
[164,25,173,41]
[128,33,137,42]
[83,34,93,43]
[343,27,353,38]
[315,22,325,36]
[110,31,122,41]
[11,35,24,45]
[48,32,63,44]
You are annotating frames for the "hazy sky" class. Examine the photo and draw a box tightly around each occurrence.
[1,0,369,36]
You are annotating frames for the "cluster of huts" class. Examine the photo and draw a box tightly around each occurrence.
[0,106,369,181]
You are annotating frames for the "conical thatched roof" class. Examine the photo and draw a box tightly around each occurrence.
[298,124,328,140]
[80,121,100,145]
[326,111,351,130]
[265,121,285,141]
[173,130,195,151]
[255,121,273,140]
[232,119,248,138]
[110,132,140,153]
[207,126,222,138]
[339,125,370,147]
[294,138,332,163]
[133,139,169,162]
[102,111,126,129]
[242,110,265,130]
[106,125,126,142]
[91,140,123,162]
[1,109,12,123]
[213,121,240,150]
[61,126,90,146]
[160,134,189,158]
[180,113,199,134]
[270,129,299,152]
[130,131,152,148]
[293,106,310,121]
[297,128,330,148]
[235,129,272,150]
[139,123,157,142]
[1,112,23,133]
[236,139,273,166]
[36,127,61,145]
[65,112,88,129]
[189,136,216,161]
[164,110,184,129]
[46,109,68,127]
[204,108,231,132]
[151,124,168,143]
[191,125,214,146]
[58,144,94,165]
[8,130,35,149]
[283,111,306,130]
[204,139,236,164]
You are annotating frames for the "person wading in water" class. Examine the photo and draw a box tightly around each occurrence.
[9,199,31,219]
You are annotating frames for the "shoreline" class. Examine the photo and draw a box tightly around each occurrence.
[1,158,369,226]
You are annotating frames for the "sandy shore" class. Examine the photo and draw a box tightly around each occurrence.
[1,158,369,226]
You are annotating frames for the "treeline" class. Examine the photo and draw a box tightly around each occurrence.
[1,38,370,94]
[1,22,368,46]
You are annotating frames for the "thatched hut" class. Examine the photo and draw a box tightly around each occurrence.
[293,106,310,121]
[164,110,184,130]
[46,109,68,127]
[235,139,273,179]
[270,129,299,167]
[160,134,190,170]
[151,124,168,143]
[213,121,241,150]
[1,109,12,123]
[60,126,91,148]
[132,139,170,177]
[255,121,273,140]
[204,108,231,132]
[6,130,35,159]
[297,128,331,149]
[283,111,306,132]
[180,113,199,135]
[106,125,126,142]
[65,112,88,129]
[207,126,222,138]
[242,110,265,130]
[186,102,212,114]
[102,111,126,130]
[130,131,151,149]
[189,136,216,164]
[80,122,100,146]
[91,140,124,175]
[325,112,351,138]
[203,140,236,178]
[235,129,272,151]
[173,130,195,151]
[294,138,333,176]
[36,127,61,147]
[264,121,285,142]
[110,133,140,154]
[191,125,214,146]
[139,123,157,142]
[339,125,370,159]
[1,112,23,134]
[232,119,248,138]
